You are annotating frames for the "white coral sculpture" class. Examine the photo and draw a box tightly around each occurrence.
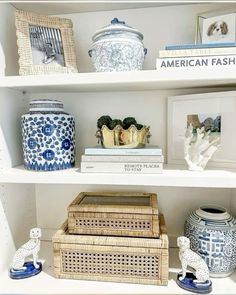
[184,124,220,171]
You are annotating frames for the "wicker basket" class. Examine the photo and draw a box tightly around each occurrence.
[67,192,159,238]
[53,215,169,285]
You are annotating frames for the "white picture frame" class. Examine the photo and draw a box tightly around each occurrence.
[202,12,236,44]
[167,90,236,168]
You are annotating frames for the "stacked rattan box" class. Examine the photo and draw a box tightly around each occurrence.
[52,192,169,285]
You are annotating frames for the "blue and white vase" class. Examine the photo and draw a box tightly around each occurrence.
[184,205,236,277]
[22,99,75,171]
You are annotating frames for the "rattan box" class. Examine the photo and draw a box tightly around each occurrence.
[53,215,169,285]
[67,192,159,238]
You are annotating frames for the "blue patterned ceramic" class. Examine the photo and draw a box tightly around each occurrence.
[22,100,75,171]
[9,261,42,279]
[88,18,147,72]
[176,272,212,294]
[185,205,236,277]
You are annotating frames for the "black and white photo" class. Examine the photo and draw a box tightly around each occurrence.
[15,10,78,75]
[29,25,65,66]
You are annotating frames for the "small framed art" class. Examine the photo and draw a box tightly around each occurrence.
[167,91,236,168]
[15,10,78,75]
[196,10,236,45]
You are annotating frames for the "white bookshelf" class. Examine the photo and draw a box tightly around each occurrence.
[1,69,236,92]
[1,165,236,188]
[0,2,236,295]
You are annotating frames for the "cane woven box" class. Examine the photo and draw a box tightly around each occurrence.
[67,192,159,238]
[53,215,169,285]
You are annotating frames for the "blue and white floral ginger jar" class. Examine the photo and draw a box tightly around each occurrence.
[22,99,75,171]
[185,205,236,277]
[88,18,147,72]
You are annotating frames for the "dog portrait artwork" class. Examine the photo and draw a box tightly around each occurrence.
[202,13,236,44]
[207,20,228,37]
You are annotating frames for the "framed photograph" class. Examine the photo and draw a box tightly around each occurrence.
[195,10,236,44]
[167,91,236,168]
[15,10,78,75]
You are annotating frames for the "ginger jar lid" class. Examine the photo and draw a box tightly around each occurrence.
[29,99,64,112]
[92,18,144,42]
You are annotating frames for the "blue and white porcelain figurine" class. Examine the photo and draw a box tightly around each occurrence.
[176,236,212,294]
[22,99,75,171]
[185,205,236,277]
[9,228,42,279]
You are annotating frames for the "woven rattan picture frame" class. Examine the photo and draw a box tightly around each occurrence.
[15,10,78,75]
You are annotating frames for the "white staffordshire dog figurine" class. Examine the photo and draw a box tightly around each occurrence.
[177,236,210,283]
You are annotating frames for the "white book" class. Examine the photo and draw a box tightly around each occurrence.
[84,146,162,156]
[156,55,236,70]
[81,155,164,163]
[159,47,236,58]
[80,162,163,173]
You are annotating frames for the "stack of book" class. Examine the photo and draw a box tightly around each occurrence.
[156,42,236,70]
[80,146,164,173]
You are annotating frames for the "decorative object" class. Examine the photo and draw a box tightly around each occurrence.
[9,228,42,279]
[96,115,151,148]
[195,10,236,44]
[88,18,147,72]
[15,10,78,75]
[185,205,236,277]
[184,124,220,171]
[168,90,236,168]
[68,192,159,238]
[176,236,212,294]
[53,215,168,285]
[21,99,75,171]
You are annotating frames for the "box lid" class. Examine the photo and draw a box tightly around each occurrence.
[68,192,158,215]
[53,214,168,249]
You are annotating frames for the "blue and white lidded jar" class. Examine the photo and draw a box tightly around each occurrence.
[22,99,75,171]
[184,205,236,277]
[88,18,147,72]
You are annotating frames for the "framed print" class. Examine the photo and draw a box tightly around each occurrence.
[168,91,236,168]
[15,10,78,75]
[195,10,236,44]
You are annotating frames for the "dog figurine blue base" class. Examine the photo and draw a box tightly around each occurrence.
[177,272,212,294]
[9,261,42,279]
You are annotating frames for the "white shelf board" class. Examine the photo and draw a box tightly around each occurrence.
[1,242,235,295]
[1,165,236,188]
[1,69,236,93]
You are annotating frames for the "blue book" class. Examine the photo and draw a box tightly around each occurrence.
[165,42,236,50]
[85,146,162,156]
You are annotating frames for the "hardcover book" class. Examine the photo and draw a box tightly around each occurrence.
[159,47,236,58]
[80,162,163,173]
[84,146,162,156]
[156,55,236,69]
[81,155,164,163]
[165,42,236,50]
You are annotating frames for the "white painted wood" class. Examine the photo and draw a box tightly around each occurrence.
[2,69,236,93]
[10,1,188,15]
[0,184,36,272]
[0,243,235,294]
[0,3,19,76]
[0,2,235,293]
[0,89,28,169]
[1,164,236,188]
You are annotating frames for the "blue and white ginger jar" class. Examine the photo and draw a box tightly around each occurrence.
[185,205,236,277]
[88,18,147,72]
[22,99,75,171]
